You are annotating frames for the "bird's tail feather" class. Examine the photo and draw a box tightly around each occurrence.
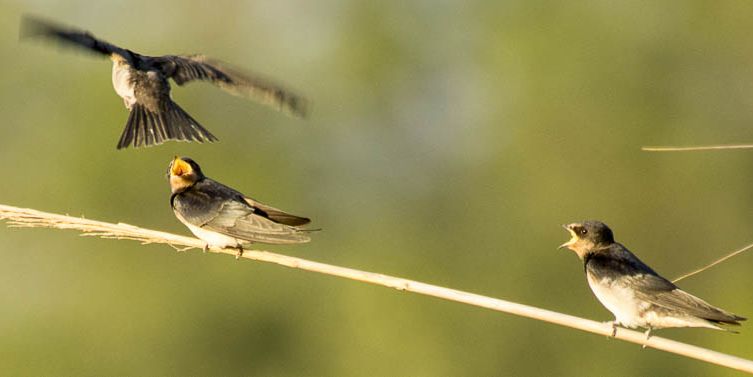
[116,101,217,149]
[709,315,746,327]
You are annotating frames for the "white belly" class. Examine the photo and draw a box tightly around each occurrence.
[184,222,242,249]
[174,209,243,249]
[111,62,136,108]
[587,274,645,328]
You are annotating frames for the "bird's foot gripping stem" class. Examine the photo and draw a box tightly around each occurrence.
[641,327,653,349]
[604,321,618,337]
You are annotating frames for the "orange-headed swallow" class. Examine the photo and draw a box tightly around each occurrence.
[560,221,745,338]
[21,16,308,149]
[168,157,312,258]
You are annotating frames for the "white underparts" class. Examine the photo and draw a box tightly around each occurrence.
[111,61,137,109]
[587,273,644,328]
[184,222,243,249]
[174,210,244,249]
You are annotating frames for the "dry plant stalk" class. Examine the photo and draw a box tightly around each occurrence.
[642,144,753,152]
[1,203,752,374]
[673,242,753,283]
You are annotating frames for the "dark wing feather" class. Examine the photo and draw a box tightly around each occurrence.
[629,275,746,325]
[20,15,129,58]
[173,179,311,244]
[153,55,308,117]
[202,201,311,244]
[243,197,310,226]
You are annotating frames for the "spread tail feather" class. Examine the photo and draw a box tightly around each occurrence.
[116,101,217,149]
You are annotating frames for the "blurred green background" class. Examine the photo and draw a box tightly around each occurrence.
[1,1,752,375]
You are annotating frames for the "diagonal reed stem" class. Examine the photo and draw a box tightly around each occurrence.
[673,242,753,283]
[0,203,751,374]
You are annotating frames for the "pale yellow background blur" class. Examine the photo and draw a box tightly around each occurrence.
[1,1,752,376]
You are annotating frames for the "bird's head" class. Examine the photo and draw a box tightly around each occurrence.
[168,156,204,193]
[559,220,615,259]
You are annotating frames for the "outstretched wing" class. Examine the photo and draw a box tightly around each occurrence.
[202,200,311,244]
[21,15,129,58]
[153,55,308,118]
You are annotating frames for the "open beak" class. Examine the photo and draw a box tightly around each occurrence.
[558,224,578,249]
[170,156,191,177]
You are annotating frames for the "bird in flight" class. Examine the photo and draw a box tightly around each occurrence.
[21,15,308,149]
[559,220,745,339]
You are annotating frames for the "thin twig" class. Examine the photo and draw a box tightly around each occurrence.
[673,241,753,283]
[642,144,753,152]
[0,203,752,374]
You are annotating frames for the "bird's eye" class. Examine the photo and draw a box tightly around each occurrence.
[579,228,588,235]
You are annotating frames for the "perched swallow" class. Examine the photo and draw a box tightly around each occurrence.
[168,156,312,258]
[21,15,308,149]
[560,220,745,339]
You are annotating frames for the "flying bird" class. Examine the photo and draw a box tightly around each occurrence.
[21,15,308,149]
[559,220,745,339]
[168,156,312,258]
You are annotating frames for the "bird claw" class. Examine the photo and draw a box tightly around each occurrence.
[202,244,209,253]
[641,327,652,349]
[235,245,244,260]
[604,321,618,337]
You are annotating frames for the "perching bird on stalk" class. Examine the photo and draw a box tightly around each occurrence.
[168,156,314,259]
[560,221,745,339]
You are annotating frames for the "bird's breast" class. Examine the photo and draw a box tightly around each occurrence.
[173,205,241,249]
[586,273,646,328]
[111,62,136,108]
[184,221,241,249]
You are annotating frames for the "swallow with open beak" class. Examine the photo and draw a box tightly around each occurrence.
[21,15,308,149]
[559,220,745,339]
[168,157,312,258]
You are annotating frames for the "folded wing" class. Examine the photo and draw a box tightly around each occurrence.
[243,197,310,226]
[203,201,311,244]
[629,274,745,325]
